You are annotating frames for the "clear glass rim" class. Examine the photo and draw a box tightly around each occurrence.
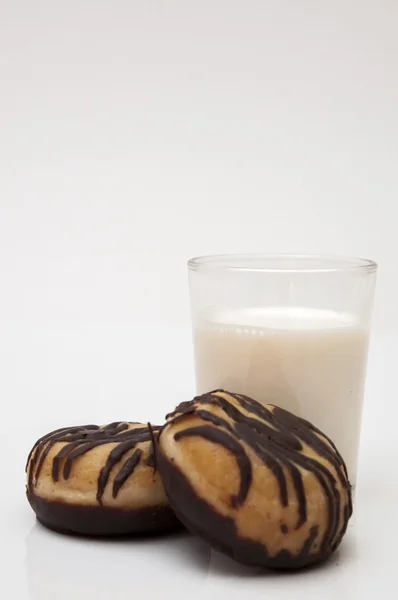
[187,253,378,274]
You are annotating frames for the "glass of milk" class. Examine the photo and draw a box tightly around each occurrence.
[188,254,377,489]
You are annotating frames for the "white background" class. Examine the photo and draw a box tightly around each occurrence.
[0,2,397,598]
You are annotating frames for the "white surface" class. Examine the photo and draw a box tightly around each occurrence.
[0,1,397,598]
[2,329,397,599]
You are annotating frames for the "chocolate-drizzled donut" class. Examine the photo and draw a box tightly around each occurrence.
[157,391,352,569]
[26,422,180,535]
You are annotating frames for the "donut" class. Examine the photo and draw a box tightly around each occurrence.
[26,421,180,535]
[157,390,352,569]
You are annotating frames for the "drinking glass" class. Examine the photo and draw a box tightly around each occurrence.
[188,254,377,488]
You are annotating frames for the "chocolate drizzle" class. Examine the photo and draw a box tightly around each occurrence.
[162,390,352,559]
[27,422,161,503]
[175,425,252,507]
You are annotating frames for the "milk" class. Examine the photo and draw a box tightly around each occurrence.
[193,306,370,486]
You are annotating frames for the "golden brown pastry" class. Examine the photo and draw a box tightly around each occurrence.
[157,390,352,569]
[26,422,179,535]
